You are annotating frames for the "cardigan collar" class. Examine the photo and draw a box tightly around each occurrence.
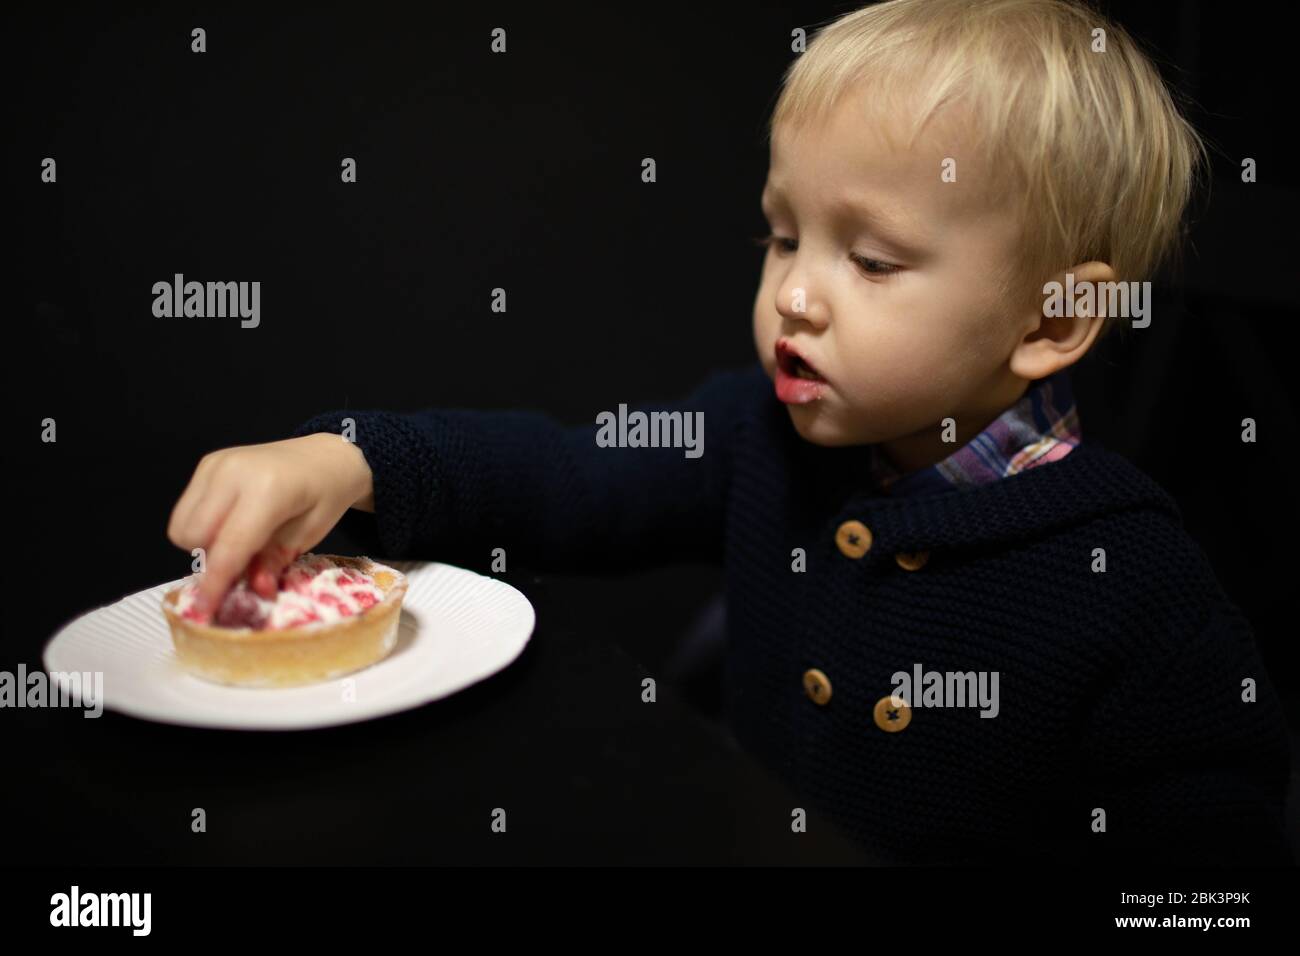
[753,361,1182,557]
[833,440,1184,558]
[868,369,1082,497]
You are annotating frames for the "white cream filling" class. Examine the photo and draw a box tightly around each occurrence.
[173,556,385,630]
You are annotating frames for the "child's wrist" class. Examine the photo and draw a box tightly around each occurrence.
[314,432,374,512]
[342,442,375,512]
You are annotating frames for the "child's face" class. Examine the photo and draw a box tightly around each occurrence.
[752,83,1035,466]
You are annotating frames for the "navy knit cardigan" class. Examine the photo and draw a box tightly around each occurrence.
[293,362,1293,865]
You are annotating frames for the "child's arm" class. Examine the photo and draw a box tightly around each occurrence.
[1076,601,1292,864]
[166,432,378,619]
[289,363,769,573]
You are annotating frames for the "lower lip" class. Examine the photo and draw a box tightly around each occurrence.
[775,365,828,404]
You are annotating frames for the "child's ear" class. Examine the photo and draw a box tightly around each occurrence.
[1008,260,1113,381]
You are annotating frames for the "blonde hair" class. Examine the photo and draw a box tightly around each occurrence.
[767,0,1209,343]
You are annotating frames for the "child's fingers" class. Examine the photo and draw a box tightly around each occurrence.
[167,465,219,549]
[246,551,278,599]
[176,481,240,558]
[195,496,303,615]
[245,504,340,595]
[247,507,333,597]
[248,541,300,599]
[167,451,231,540]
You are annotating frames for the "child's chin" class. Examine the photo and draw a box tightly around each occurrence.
[786,406,856,447]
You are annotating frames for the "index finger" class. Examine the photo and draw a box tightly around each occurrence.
[195,494,303,617]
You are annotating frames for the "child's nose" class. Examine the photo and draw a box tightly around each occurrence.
[774,274,831,329]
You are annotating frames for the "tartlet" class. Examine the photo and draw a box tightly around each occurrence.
[161,554,408,688]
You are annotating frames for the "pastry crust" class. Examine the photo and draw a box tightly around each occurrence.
[161,555,408,688]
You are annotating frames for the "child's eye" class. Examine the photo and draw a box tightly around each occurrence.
[851,254,900,277]
[752,233,797,255]
[753,233,899,278]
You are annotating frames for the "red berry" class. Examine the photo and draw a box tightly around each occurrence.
[214,588,268,629]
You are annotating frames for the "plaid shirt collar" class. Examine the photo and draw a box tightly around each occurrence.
[868,369,1082,497]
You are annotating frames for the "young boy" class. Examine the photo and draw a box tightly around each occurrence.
[167,0,1292,864]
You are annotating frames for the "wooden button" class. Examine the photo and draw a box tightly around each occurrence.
[802,668,832,705]
[873,694,912,732]
[835,520,873,558]
[894,550,930,571]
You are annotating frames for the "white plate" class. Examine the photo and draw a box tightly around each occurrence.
[42,561,535,731]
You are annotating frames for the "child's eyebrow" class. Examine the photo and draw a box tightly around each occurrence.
[762,184,928,256]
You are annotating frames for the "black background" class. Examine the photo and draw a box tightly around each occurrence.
[6,0,1298,863]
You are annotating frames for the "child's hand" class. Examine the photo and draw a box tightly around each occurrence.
[166,433,374,621]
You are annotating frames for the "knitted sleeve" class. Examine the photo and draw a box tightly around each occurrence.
[1075,597,1293,864]
[289,364,766,573]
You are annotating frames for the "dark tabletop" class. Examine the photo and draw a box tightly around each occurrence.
[8,557,873,865]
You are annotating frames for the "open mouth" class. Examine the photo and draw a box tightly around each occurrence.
[775,339,827,382]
